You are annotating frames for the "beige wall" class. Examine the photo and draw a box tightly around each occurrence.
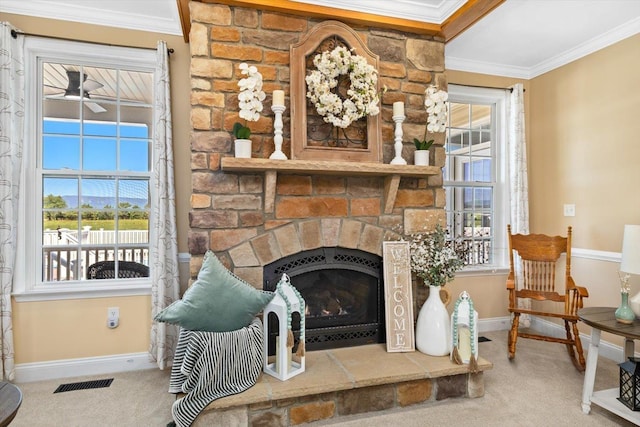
[13,296,151,363]
[529,33,640,251]
[528,33,640,341]
[3,13,192,363]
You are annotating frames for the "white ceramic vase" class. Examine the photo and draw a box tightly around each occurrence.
[415,285,451,356]
[234,138,252,158]
[414,150,429,166]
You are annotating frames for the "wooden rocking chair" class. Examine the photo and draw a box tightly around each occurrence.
[506,225,589,371]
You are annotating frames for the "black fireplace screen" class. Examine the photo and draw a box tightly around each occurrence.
[264,247,385,351]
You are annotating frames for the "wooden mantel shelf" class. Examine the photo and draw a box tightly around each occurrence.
[221,157,439,176]
[221,157,440,214]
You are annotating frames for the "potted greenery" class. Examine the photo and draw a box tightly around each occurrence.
[233,63,265,158]
[413,137,433,166]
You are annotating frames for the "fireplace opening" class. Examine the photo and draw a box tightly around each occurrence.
[264,247,385,351]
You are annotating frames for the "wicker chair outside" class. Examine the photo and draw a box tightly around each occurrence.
[87,260,149,279]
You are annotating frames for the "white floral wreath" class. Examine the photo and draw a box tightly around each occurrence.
[305,45,380,129]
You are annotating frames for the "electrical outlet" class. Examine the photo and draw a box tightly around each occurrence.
[107,307,119,329]
[563,204,575,217]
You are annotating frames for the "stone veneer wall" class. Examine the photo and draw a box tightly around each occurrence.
[187,2,447,308]
[194,374,484,426]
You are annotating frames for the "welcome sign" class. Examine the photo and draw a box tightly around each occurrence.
[382,241,415,352]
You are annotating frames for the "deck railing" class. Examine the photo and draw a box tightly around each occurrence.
[456,226,492,266]
[43,229,149,281]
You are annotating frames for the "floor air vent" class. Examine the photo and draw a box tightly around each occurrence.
[54,378,113,393]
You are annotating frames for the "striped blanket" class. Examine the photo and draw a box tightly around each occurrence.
[168,318,264,427]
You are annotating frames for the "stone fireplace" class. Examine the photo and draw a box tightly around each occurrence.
[183,3,492,425]
[187,1,447,339]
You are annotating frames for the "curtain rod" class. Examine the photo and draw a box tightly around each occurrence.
[10,29,174,55]
[449,82,525,93]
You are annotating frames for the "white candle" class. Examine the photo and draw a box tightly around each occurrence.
[275,337,281,373]
[458,326,472,362]
[273,90,285,107]
[393,101,404,116]
[275,335,292,374]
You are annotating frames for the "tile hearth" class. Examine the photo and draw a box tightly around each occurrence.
[193,344,492,426]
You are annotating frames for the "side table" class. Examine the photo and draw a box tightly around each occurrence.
[0,381,21,426]
[579,306,640,424]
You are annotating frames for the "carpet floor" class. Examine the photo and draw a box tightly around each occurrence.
[9,330,636,426]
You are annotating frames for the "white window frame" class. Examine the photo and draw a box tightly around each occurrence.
[445,85,510,274]
[14,37,156,301]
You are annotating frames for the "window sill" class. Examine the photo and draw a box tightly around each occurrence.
[13,282,152,302]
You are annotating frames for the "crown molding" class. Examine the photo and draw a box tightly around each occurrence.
[529,15,640,78]
[0,0,183,36]
[176,0,191,43]
[187,0,502,43]
[290,0,466,24]
[195,0,441,37]
[447,15,640,79]
[445,56,532,79]
[440,0,504,43]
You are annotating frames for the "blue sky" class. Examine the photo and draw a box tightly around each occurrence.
[43,118,150,206]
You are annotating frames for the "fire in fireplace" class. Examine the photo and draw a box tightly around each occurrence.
[264,247,384,351]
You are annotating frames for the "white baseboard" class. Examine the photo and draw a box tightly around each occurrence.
[478,315,627,362]
[15,352,158,383]
[477,316,512,332]
[525,316,627,362]
[15,315,627,383]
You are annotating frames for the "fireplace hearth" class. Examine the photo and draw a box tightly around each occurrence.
[264,247,385,351]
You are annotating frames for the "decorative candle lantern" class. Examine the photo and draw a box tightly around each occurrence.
[263,273,305,381]
[619,357,640,410]
[450,291,479,372]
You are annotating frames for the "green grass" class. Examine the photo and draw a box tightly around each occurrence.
[44,219,148,231]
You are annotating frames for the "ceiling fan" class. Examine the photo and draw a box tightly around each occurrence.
[45,69,108,113]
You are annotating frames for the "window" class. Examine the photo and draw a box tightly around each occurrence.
[444,85,509,271]
[17,37,157,299]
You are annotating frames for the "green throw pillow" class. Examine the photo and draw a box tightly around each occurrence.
[155,251,274,332]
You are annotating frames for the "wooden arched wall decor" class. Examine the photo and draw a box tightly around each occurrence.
[290,21,382,163]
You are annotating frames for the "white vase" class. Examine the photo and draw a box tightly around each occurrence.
[415,285,451,356]
[234,139,252,158]
[414,150,429,166]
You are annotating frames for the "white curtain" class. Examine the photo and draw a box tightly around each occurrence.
[508,83,530,325]
[508,83,529,234]
[149,41,180,369]
[0,22,24,381]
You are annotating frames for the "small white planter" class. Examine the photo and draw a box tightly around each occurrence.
[234,139,252,158]
[414,150,429,166]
